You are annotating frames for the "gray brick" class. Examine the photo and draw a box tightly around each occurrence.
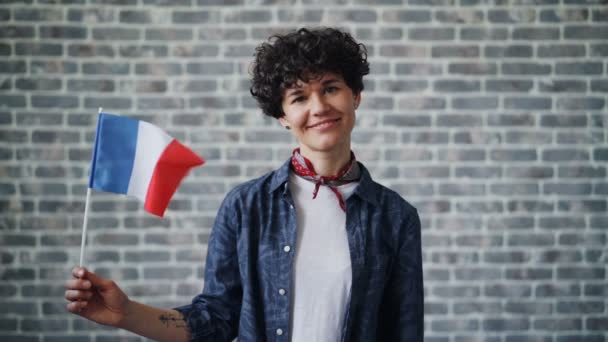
[0,95,26,107]
[534,318,582,331]
[379,44,428,58]
[82,62,129,75]
[584,284,607,297]
[224,9,273,23]
[488,9,535,23]
[172,44,219,58]
[0,44,11,56]
[485,45,532,58]
[92,27,140,40]
[432,319,479,332]
[22,319,68,332]
[16,78,62,91]
[592,9,608,21]
[557,97,604,110]
[565,25,608,40]
[502,62,551,75]
[145,28,192,41]
[379,80,427,92]
[452,96,498,110]
[409,27,454,40]
[187,62,233,75]
[513,27,559,40]
[454,302,502,315]
[40,25,86,39]
[67,79,114,92]
[460,27,508,40]
[590,43,608,56]
[505,97,552,110]
[0,25,35,38]
[559,166,606,178]
[31,95,78,109]
[539,80,586,93]
[85,96,132,109]
[594,148,608,161]
[537,283,580,298]
[557,267,605,280]
[15,42,62,56]
[1,302,38,315]
[31,60,77,74]
[483,318,530,332]
[538,44,586,58]
[434,80,480,92]
[449,63,497,75]
[119,44,167,58]
[432,45,479,58]
[278,9,323,22]
[542,149,590,162]
[119,10,153,24]
[382,9,430,22]
[541,114,586,127]
[438,149,485,162]
[67,8,114,22]
[68,43,116,57]
[540,8,588,22]
[556,62,603,75]
[544,183,592,196]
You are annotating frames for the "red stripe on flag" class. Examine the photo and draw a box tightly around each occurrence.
[144,139,205,217]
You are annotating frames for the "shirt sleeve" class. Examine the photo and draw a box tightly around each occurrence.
[173,193,242,342]
[379,207,424,341]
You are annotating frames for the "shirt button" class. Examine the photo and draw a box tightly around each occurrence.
[290,205,294,209]
[283,245,291,253]
[279,288,286,296]
[276,328,283,336]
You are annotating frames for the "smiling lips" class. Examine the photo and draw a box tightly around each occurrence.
[306,118,341,130]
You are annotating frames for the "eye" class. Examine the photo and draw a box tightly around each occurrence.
[325,86,338,94]
[291,96,306,104]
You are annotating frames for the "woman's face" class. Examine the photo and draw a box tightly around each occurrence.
[279,72,360,157]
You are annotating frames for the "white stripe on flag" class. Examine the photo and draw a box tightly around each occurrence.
[127,121,173,201]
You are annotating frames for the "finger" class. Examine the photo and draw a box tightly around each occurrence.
[65,279,91,290]
[81,269,112,288]
[65,290,93,301]
[66,300,88,313]
[72,267,87,279]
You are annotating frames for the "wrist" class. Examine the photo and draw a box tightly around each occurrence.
[116,298,136,329]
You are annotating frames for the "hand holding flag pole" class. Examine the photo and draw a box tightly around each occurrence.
[79,108,205,266]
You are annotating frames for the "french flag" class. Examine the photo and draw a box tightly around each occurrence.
[89,113,205,217]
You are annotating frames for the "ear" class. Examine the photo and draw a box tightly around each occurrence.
[354,92,362,108]
[278,116,289,128]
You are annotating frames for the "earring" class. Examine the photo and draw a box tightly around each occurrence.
[285,126,291,130]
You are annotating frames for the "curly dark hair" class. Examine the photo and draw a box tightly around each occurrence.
[250,27,370,119]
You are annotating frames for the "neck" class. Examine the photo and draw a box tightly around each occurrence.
[298,145,352,176]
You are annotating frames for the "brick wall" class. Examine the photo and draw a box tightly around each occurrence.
[1,1,607,341]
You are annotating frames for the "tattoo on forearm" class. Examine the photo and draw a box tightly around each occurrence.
[159,313,187,328]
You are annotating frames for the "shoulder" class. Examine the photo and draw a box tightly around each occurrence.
[220,163,286,210]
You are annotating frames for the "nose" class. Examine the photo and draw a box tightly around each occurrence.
[309,93,330,116]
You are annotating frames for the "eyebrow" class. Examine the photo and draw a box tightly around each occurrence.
[285,78,341,97]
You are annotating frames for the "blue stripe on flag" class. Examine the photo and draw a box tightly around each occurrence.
[89,113,139,194]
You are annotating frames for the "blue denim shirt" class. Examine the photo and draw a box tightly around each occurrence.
[174,159,424,341]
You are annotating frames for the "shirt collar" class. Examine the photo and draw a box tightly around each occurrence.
[269,158,381,207]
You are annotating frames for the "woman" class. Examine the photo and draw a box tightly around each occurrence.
[65,27,423,342]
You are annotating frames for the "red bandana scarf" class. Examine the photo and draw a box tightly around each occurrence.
[290,148,360,212]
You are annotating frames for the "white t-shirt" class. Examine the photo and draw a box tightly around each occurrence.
[288,172,359,342]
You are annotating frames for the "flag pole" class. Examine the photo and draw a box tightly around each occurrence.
[79,107,103,267]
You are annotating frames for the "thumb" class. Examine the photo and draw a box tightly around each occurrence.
[74,267,112,289]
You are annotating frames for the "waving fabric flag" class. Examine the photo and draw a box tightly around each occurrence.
[89,113,205,217]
